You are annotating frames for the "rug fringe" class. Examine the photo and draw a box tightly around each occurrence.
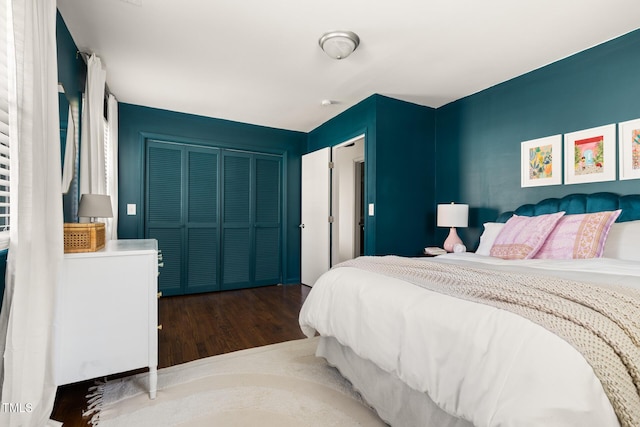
[83,379,107,426]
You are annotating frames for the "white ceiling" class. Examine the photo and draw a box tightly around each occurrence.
[56,0,640,133]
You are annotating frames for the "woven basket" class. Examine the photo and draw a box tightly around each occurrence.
[63,223,106,253]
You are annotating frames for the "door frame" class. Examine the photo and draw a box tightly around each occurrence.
[354,158,365,258]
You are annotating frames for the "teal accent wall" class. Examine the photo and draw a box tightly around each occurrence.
[118,103,306,284]
[59,92,69,164]
[57,11,85,222]
[436,29,640,249]
[308,94,436,256]
[56,12,85,102]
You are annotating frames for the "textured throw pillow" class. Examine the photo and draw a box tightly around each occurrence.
[490,212,565,260]
[475,222,505,255]
[603,219,640,261]
[534,210,621,259]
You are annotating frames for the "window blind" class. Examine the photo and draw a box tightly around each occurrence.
[0,4,11,234]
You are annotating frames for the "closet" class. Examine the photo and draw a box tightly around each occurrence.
[145,140,282,296]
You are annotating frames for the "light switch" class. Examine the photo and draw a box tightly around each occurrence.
[127,204,137,215]
[368,203,374,216]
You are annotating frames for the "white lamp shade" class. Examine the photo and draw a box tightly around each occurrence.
[78,193,113,219]
[437,203,469,228]
[319,31,360,60]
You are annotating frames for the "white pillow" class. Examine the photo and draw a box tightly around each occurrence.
[475,222,505,256]
[602,220,640,261]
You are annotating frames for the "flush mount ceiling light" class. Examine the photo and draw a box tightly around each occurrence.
[318,30,360,60]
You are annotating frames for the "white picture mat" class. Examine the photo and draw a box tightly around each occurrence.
[564,124,616,185]
[618,118,640,181]
[521,134,562,187]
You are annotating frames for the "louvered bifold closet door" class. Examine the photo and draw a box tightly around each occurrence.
[254,155,282,285]
[186,148,220,294]
[146,142,184,296]
[147,142,283,295]
[221,152,252,290]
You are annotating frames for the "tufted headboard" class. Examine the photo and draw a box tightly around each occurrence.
[496,192,640,223]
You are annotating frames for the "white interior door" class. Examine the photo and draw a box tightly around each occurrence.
[301,147,331,286]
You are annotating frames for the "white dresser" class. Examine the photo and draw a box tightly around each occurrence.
[53,239,159,398]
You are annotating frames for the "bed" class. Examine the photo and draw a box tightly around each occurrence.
[298,192,640,427]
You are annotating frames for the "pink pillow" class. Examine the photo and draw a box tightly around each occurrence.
[490,212,565,260]
[534,210,621,259]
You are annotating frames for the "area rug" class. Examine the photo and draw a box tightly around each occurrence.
[84,337,386,426]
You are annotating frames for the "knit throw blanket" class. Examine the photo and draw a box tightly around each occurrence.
[336,256,640,427]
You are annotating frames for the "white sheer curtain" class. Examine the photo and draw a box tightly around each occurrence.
[79,54,107,212]
[0,0,64,426]
[61,104,76,194]
[106,94,118,239]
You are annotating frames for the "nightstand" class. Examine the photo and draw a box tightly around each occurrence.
[53,239,159,399]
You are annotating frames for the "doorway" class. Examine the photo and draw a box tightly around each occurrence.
[300,135,365,286]
[331,136,365,266]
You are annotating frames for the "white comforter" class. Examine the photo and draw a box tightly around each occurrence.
[299,254,640,427]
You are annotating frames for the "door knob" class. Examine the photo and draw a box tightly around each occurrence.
[299,224,305,228]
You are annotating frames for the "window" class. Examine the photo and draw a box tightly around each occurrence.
[0,3,12,248]
[0,105,9,233]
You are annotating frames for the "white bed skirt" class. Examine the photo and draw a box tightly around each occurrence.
[317,336,473,427]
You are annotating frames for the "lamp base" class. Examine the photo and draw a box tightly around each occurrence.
[443,227,463,252]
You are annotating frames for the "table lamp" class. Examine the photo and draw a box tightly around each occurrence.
[437,202,469,252]
[78,193,113,222]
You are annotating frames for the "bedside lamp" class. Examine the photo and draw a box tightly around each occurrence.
[437,202,469,252]
[78,193,113,222]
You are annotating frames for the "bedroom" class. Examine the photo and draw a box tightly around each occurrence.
[1,0,640,426]
[54,1,640,272]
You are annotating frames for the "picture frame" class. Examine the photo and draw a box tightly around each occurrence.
[564,124,616,185]
[521,134,562,187]
[618,118,640,181]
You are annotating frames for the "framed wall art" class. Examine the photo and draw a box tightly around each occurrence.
[521,134,562,187]
[618,118,640,181]
[564,124,616,185]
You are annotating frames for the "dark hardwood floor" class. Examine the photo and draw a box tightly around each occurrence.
[51,284,311,426]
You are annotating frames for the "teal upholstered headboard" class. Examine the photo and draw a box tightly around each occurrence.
[496,192,640,223]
